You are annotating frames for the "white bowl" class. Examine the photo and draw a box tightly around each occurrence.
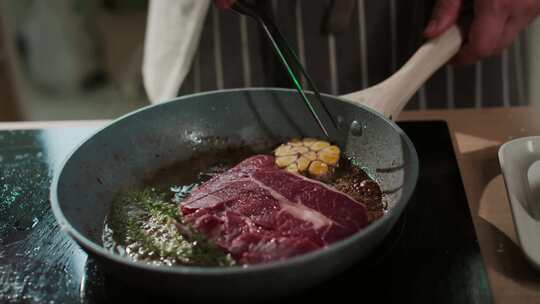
[499,136,540,269]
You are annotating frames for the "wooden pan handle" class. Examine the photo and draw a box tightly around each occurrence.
[340,25,463,119]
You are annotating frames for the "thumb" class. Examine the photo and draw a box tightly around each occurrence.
[424,0,462,38]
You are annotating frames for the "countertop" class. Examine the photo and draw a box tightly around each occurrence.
[399,106,540,303]
[1,106,539,303]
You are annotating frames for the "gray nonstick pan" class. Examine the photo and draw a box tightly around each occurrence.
[50,27,462,301]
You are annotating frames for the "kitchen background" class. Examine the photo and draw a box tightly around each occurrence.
[0,0,539,122]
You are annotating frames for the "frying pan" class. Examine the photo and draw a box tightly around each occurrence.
[50,26,462,301]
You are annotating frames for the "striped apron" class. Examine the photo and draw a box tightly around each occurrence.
[177,0,529,109]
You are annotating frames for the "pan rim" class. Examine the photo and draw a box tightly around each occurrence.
[50,87,419,276]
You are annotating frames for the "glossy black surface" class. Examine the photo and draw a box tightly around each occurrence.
[0,122,492,303]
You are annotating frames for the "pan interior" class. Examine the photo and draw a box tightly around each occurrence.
[55,88,414,250]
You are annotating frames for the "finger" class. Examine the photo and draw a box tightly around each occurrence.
[214,0,236,9]
[494,15,535,53]
[452,9,508,65]
[493,20,522,54]
[424,0,462,38]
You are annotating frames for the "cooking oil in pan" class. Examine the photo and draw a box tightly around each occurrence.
[102,146,385,267]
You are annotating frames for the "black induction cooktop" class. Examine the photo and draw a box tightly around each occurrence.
[0,121,492,303]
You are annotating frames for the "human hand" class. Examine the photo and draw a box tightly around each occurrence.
[214,0,236,9]
[424,0,540,65]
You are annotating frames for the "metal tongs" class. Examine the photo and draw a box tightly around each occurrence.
[219,0,339,138]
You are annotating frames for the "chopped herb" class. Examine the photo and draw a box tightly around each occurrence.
[104,188,234,267]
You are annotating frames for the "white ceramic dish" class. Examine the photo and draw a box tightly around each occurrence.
[499,136,540,269]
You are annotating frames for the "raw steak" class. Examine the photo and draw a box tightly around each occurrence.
[180,155,369,265]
